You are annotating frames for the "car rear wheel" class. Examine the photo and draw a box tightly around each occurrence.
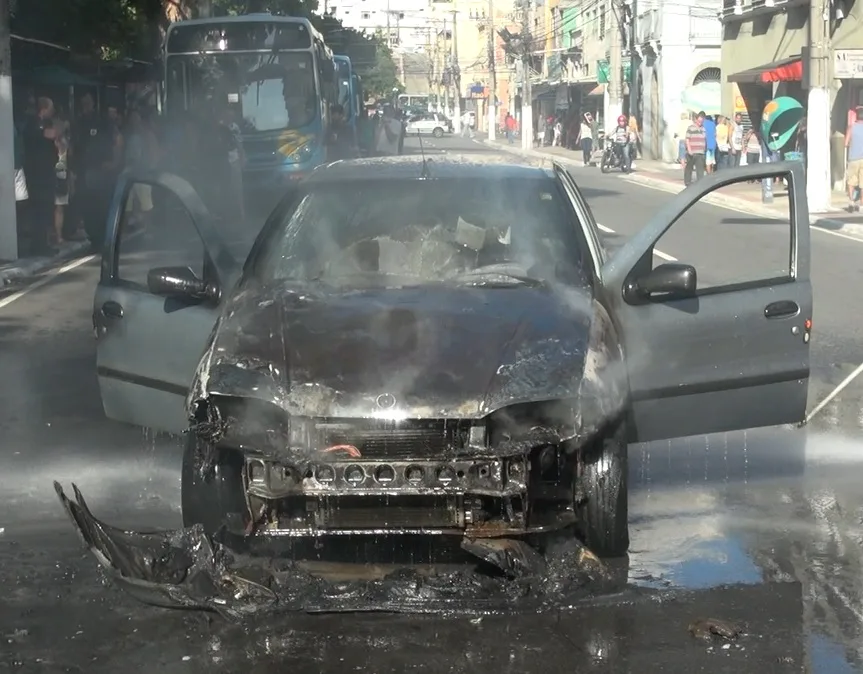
[433,127,444,138]
[577,418,629,557]
[181,433,247,536]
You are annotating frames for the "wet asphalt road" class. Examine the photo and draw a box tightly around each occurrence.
[1,135,862,672]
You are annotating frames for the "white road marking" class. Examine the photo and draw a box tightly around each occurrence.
[596,223,678,261]
[0,254,97,310]
[621,174,863,245]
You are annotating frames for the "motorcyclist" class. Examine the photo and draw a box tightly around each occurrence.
[610,114,631,172]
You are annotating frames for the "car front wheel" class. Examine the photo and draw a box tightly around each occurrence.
[433,127,444,138]
[181,433,247,536]
[576,418,629,557]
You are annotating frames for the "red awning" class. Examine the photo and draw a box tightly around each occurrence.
[728,57,803,84]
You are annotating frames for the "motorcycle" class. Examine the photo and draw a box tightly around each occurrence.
[600,138,631,174]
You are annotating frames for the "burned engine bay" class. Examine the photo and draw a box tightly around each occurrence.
[190,392,601,539]
[55,482,622,619]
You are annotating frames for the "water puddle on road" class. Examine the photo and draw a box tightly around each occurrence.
[627,425,863,671]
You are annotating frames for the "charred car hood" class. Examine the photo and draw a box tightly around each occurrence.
[194,284,595,419]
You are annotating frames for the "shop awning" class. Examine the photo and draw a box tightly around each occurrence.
[728,56,803,84]
[587,84,605,97]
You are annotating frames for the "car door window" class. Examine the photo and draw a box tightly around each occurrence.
[649,179,791,294]
[115,181,206,289]
[553,167,603,276]
[602,163,811,443]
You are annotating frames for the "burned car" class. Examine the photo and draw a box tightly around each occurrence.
[91,156,812,562]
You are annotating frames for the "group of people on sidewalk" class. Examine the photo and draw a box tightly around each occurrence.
[678,110,792,187]
[13,92,163,258]
[14,92,118,257]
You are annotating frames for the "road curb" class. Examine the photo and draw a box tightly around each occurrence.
[482,139,586,167]
[0,240,93,286]
[623,172,863,241]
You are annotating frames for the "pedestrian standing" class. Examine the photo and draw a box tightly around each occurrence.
[552,118,562,147]
[844,106,863,212]
[730,113,744,167]
[21,96,59,256]
[715,115,730,170]
[683,112,707,186]
[504,113,517,144]
[703,113,717,173]
[576,113,593,165]
[460,110,475,138]
[627,116,641,169]
[675,112,691,167]
[52,111,70,246]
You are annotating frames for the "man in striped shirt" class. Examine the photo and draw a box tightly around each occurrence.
[684,111,707,187]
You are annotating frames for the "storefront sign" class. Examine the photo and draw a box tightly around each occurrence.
[596,59,631,84]
[834,50,863,79]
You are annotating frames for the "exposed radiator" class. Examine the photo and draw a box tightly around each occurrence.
[318,495,464,529]
[315,419,471,460]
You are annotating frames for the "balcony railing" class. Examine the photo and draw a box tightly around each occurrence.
[720,0,808,22]
[689,7,721,45]
[635,7,660,44]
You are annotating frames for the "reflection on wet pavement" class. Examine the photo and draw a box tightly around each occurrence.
[629,426,863,671]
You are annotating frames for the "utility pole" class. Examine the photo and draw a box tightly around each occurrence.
[451,9,461,133]
[386,0,391,49]
[521,0,533,150]
[0,0,17,261]
[487,0,497,140]
[442,18,449,115]
[628,0,638,119]
[607,0,623,129]
[806,0,831,212]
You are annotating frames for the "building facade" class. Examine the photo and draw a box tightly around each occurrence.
[513,0,722,159]
[324,0,435,52]
[634,0,722,162]
[425,0,511,129]
[721,0,863,192]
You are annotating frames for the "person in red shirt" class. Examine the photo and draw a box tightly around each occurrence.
[504,113,517,145]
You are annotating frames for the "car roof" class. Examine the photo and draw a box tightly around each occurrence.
[304,155,554,185]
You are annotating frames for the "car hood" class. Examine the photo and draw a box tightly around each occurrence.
[195,283,594,419]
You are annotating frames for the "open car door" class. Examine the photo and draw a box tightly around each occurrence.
[601,162,812,442]
[93,171,240,435]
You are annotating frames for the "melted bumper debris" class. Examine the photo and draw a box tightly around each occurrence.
[55,482,621,621]
[689,617,743,641]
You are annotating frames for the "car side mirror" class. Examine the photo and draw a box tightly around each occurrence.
[627,262,697,301]
[147,266,219,303]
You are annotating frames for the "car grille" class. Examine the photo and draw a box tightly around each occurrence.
[319,495,462,530]
[314,419,471,460]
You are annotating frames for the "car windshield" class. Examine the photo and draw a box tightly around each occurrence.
[254,177,588,289]
[165,51,318,132]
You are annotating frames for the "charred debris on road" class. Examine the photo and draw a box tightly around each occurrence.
[55,482,622,620]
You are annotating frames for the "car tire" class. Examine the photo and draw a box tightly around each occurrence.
[577,418,629,557]
[181,433,247,536]
[433,127,444,138]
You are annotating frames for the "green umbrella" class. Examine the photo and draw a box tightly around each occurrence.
[761,96,804,151]
[681,82,721,116]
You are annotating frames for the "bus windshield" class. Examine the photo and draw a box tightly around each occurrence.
[166,51,318,133]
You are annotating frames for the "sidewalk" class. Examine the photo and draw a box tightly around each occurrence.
[484,137,863,241]
[0,240,92,287]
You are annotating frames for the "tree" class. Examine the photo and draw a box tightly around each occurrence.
[358,39,402,100]
[11,0,403,96]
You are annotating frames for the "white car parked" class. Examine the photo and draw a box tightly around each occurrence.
[406,112,452,138]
